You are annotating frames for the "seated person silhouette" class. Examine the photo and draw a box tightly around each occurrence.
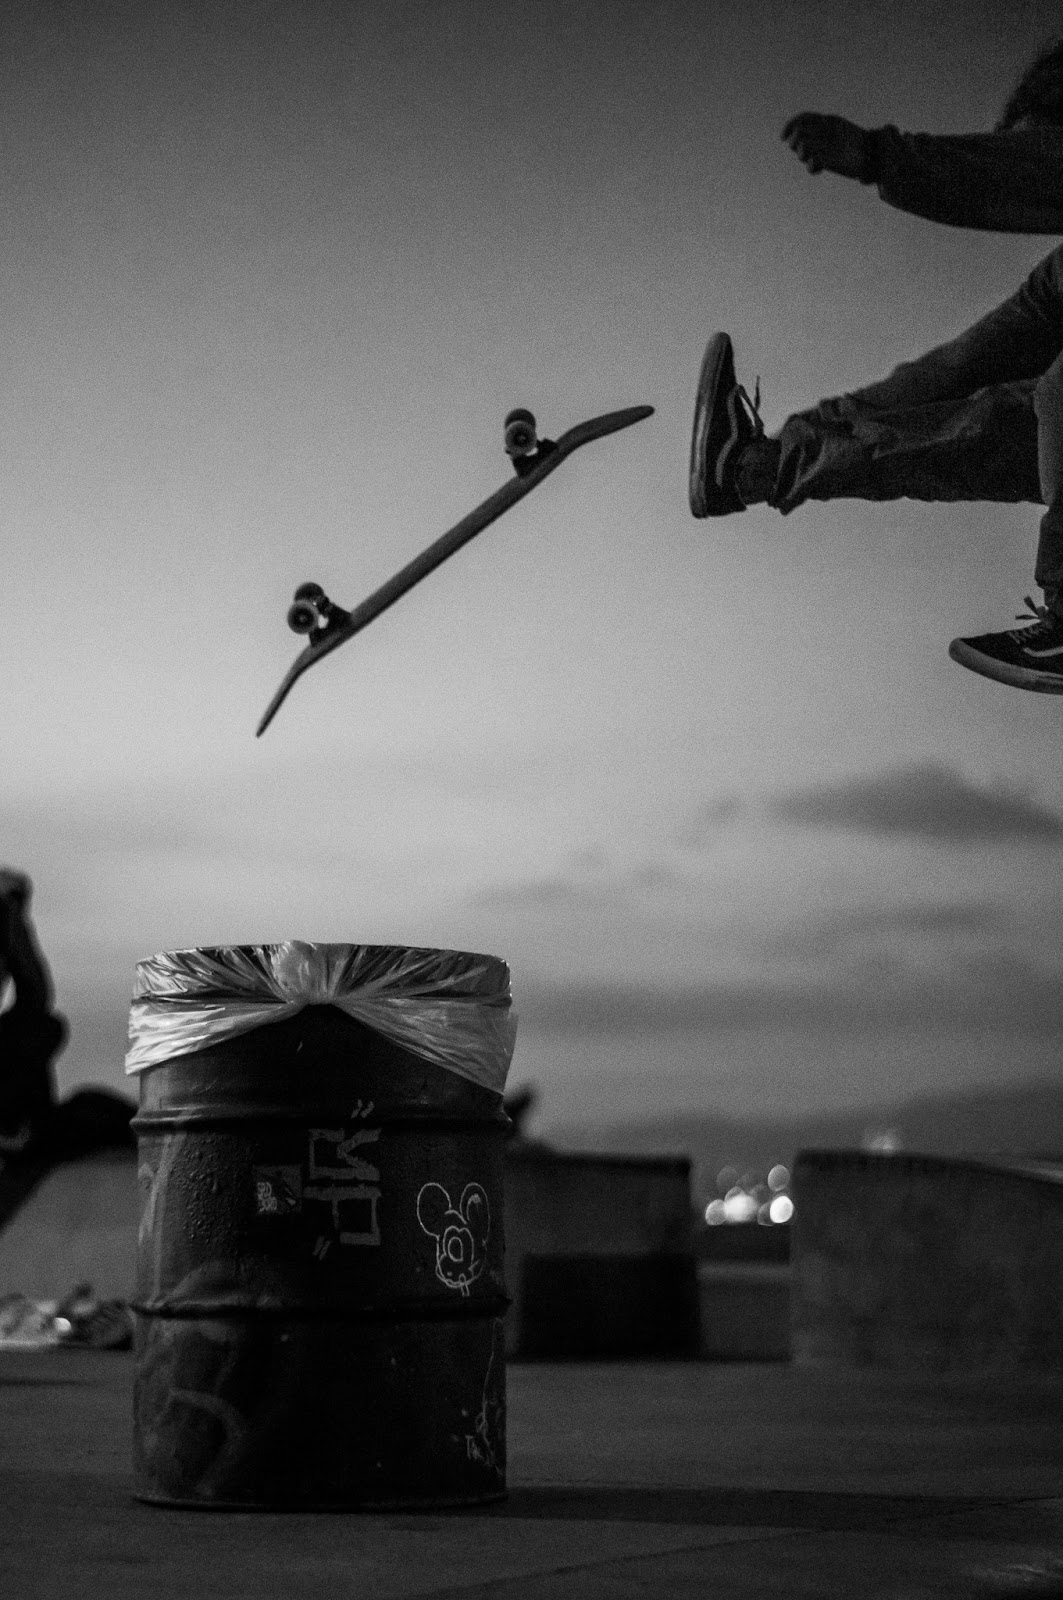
[0,869,66,1156]
[0,869,135,1162]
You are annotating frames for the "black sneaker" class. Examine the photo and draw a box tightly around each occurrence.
[948,599,1063,693]
[689,333,764,517]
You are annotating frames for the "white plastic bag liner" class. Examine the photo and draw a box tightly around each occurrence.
[125,942,517,1094]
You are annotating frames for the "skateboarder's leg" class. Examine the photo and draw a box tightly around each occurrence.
[824,242,1063,417]
[936,353,1063,691]
[771,379,1042,512]
[698,366,1044,519]
[732,244,1063,514]
[1033,347,1063,605]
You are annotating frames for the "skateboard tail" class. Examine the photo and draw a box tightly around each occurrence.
[256,683,292,738]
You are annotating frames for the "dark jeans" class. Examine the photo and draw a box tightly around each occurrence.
[771,243,1063,597]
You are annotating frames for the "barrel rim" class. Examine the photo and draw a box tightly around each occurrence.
[136,941,511,990]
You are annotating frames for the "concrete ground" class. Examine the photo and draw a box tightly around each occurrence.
[3,1350,1063,1597]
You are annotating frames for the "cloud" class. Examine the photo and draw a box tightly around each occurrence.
[475,859,682,911]
[768,763,1063,843]
[676,795,745,849]
[517,950,1063,1038]
[761,899,1013,959]
[477,877,584,908]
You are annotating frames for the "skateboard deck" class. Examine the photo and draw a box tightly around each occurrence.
[256,403,654,735]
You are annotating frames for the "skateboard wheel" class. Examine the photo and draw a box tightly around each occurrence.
[287,599,320,634]
[293,581,326,603]
[504,408,537,458]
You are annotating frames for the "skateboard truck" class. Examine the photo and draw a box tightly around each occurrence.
[503,408,557,478]
[286,581,350,639]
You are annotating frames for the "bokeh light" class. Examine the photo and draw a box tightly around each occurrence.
[722,1188,759,1224]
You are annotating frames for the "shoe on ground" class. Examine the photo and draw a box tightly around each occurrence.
[948,599,1063,693]
[689,332,764,517]
[55,1283,134,1350]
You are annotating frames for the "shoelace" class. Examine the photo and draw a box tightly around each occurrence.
[736,377,766,439]
[1009,596,1057,641]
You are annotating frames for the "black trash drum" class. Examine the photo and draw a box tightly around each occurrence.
[128,942,514,1509]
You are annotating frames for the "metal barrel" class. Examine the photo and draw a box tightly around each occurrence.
[131,999,509,1509]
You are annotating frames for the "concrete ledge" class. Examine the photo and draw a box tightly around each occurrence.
[792,1148,1063,1373]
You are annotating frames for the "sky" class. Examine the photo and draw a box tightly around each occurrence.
[3,0,1063,1132]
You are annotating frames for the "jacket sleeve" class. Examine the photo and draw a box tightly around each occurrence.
[866,125,1063,234]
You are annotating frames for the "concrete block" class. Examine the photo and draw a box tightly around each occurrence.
[505,1149,696,1358]
[792,1149,1063,1373]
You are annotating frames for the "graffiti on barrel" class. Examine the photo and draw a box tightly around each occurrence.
[254,1166,301,1216]
[416,1181,491,1297]
[304,1126,383,1247]
[252,1124,383,1251]
[464,1329,504,1472]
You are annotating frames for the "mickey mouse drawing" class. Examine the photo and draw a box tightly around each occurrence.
[416,1181,491,1296]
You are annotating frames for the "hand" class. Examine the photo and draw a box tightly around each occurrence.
[782,113,871,179]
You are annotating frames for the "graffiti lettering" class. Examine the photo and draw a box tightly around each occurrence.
[305,1127,382,1247]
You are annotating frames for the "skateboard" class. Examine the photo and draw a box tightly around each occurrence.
[256,402,654,735]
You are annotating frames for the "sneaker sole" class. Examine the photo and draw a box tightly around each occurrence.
[948,637,1063,693]
[689,335,738,518]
